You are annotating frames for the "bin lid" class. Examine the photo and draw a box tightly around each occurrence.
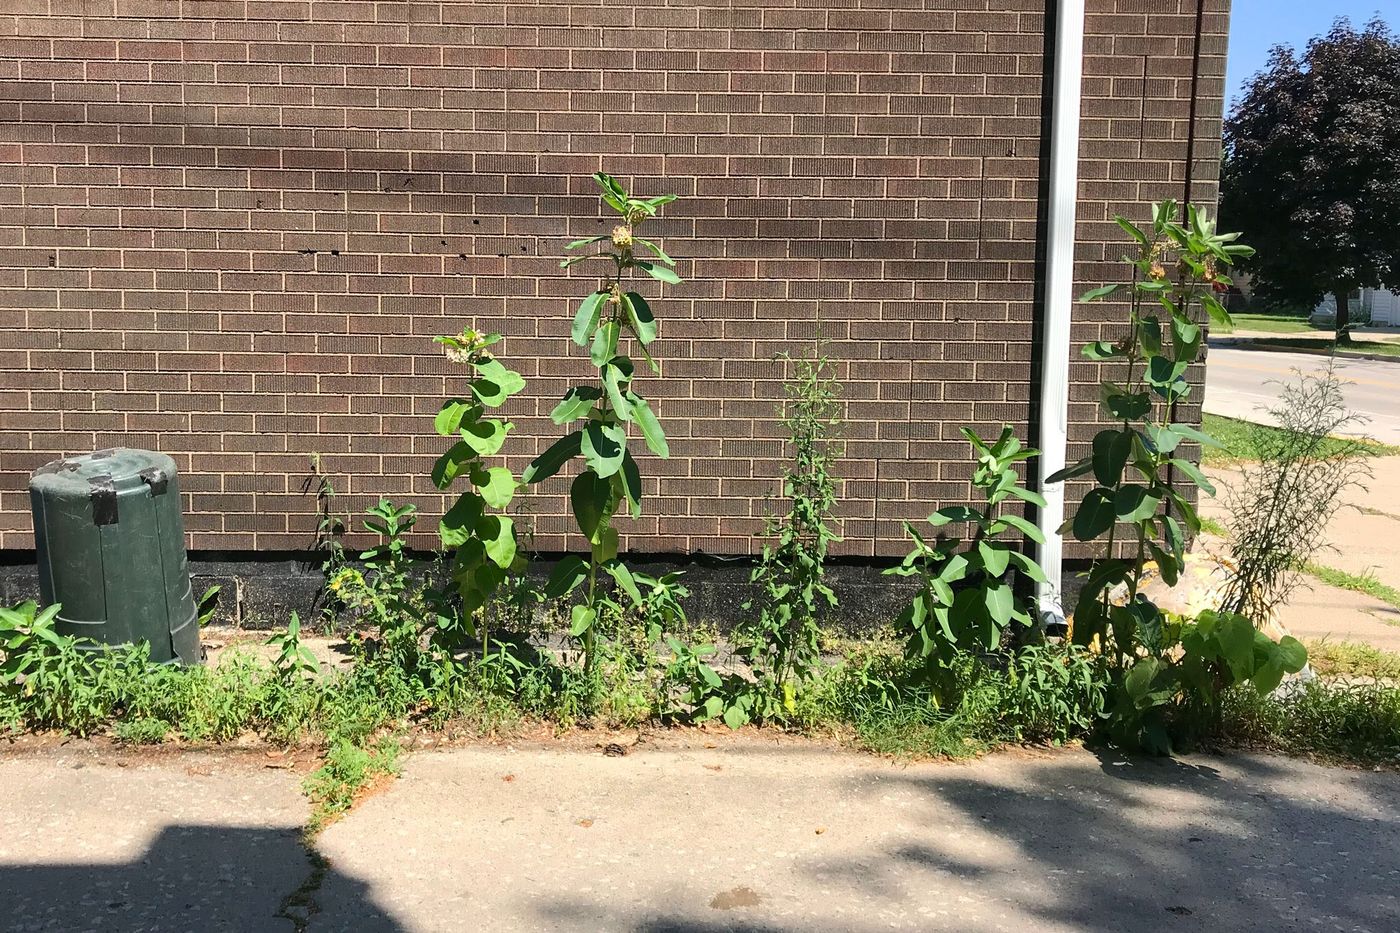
[29,448,178,504]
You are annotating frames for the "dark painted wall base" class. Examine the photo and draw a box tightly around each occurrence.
[0,554,922,638]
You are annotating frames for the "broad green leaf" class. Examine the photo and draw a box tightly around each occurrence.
[472,466,517,508]
[928,505,981,526]
[1146,355,1188,389]
[570,604,596,636]
[523,431,582,484]
[459,416,512,457]
[630,393,669,458]
[431,441,472,490]
[1100,383,1152,420]
[1140,423,1183,455]
[582,421,627,477]
[984,582,1013,626]
[1116,216,1149,245]
[1092,428,1133,486]
[469,358,526,407]
[570,469,612,542]
[603,358,635,421]
[1080,284,1123,301]
[1171,315,1202,359]
[477,514,516,569]
[1081,340,1125,360]
[624,292,658,344]
[1169,457,1215,496]
[435,399,472,436]
[592,525,619,563]
[1276,635,1308,673]
[590,319,620,367]
[989,512,1045,544]
[979,541,1010,576]
[722,703,748,731]
[1045,458,1094,484]
[1072,488,1116,541]
[1167,423,1226,449]
[572,291,606,346]
[1138,317,1163,356]
[565,235,609,250]
[544,554,589,599]
[439,495,483,548]
[1006,550,1048,583]
[593,171,627,201]
[604,561,643,605]
[620,450,643,517]
[634,237,674,266]
[637,261,680,285]
[1004,485,1047,508]
[1113,484,1162,522]
[549,386,603,424]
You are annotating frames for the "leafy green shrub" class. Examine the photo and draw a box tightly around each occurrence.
[1003,645,1107,746]
[431,327,528,648]
[1049,201,1307,753]
[888,427,1048,672]
[525,173,680,675]
[1222,679,1400,764]
[738,350,843,722]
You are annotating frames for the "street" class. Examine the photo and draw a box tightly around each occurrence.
[1204,345,1400,444]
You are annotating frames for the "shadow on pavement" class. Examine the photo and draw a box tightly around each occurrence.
[0,824,401,932]
[814,748,1399,931]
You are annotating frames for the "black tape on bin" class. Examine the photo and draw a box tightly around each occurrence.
[139,467,168,496]
[90,474,118,526]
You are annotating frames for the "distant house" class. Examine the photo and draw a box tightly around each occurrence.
[1312,289,1400,327]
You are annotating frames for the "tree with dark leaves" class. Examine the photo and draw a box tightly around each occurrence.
[1221,18,1400,342]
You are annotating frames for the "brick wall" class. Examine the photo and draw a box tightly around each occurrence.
[0,0,1227,558]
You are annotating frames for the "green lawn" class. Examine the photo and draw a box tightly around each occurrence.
[1217,312,1319,335]
[1233,335,1400,359]
[1200,413,1400,467]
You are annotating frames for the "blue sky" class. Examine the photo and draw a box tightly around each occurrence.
[1226,0,1396,107]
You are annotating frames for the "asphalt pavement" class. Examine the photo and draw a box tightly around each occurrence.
[1204,344,1400,444]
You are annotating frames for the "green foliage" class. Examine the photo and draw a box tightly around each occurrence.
[888,427,1048,671]
[432,327,527,634]
[736,351,842,722]
[1221,17,1400,340]
[526,173,681,673]
[1050,202,1314,754]
[1053,203,1244,650]
[1107,609,1307,754]
[197,585,221,627]
[1201,413,1400,468]
[1303,640,1400,680]
[1222,679,1400,764]
[267,612,320,681]
[304,736,402,836]
[331,500,430,676]
[1220,365,1374,622]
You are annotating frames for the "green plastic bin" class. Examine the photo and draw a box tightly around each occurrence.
[29,448,201,664]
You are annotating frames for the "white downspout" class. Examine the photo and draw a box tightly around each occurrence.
[1035,0,1085,627]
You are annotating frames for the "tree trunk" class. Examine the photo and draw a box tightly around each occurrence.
[1335,289,1352,344]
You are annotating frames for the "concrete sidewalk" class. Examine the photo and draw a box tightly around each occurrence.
[3,738,1395,933]
[1202,456,1400,651]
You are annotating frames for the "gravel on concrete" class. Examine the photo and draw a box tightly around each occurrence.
[312,737,1400,933]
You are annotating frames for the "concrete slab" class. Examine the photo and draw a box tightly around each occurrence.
[0,743,319,932]
[312,740,1400,933]
[1200,460,1400,650]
